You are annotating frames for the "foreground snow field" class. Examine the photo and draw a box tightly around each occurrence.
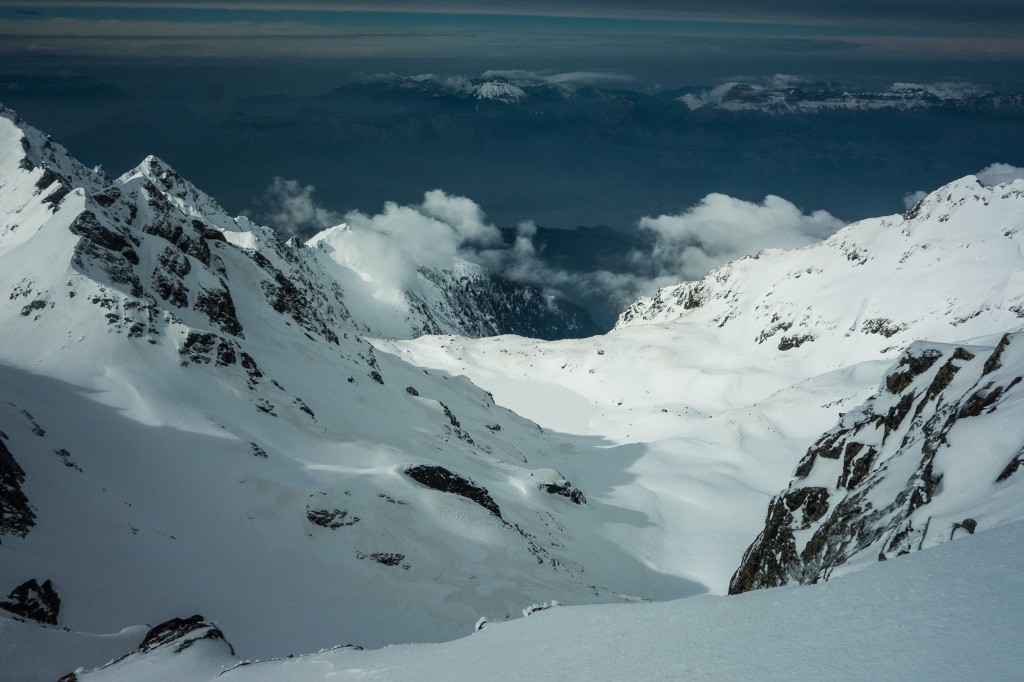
[34,518,1023,681]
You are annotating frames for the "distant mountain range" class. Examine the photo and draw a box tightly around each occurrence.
[3,72,1022,234]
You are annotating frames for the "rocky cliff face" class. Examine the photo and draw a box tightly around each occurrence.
[730,332,1024,594]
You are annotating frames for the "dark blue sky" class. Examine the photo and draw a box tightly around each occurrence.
[1,1,1022,92]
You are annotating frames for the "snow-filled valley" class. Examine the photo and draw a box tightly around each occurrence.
[1,103,1024,680]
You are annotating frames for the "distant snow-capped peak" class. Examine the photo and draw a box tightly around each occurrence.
[471,80,527,103]
[678,78,1008,114]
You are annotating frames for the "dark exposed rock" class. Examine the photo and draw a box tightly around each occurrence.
[201,228,227,243]
[178,332,261,387]
[152,269,188,308]
[252,253,341,345]
[983,334,1011,376]
[794,430,845,478]
[778,334,814,351]
[539,481,587,505]
[882,393,915,443]
[913,349,973,416]
[861,317,906,338]
[138,614,234,656]
[405,465,501,518]
[306,507,359,529]
[415,268,599,340]
[730,485,834,594]
[958,383,1004,418]
[157,246,191,278]
[19,299,47,317]
[194,286,244,337]
[886,348,943,394]
[68,211,143,297]
[755,319,792,344]
[523,601,560,616]
[294,397,316,420]
[996,446,1024,483]
[0,438,35,540]
[1,578,59,624]
[732,339,1017,595]
[405,386,420,396]
[357,552,408,568]
[439,403,474,444]
[839,444,878,490]
[441,403,461,427]
[950,518,977,539]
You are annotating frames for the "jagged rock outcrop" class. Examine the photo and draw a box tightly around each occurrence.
[730,333,1024,594]
[405,464,502,518]
[0,437,35,540]
[413,268,599,340]
[135,614,234,656]
[1,578,60,624]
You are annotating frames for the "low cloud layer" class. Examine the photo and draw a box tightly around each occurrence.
[976,163,1024,186]
[258,179,845,325]
[639,193,843,281]
[258,177,342,237]
[903,163,1024,210]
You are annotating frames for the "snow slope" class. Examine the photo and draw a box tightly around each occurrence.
[67,519,1024,681]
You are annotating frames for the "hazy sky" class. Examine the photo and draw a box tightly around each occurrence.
[1,0,1023,93]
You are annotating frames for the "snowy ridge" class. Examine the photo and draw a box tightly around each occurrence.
[618,174,1024,375]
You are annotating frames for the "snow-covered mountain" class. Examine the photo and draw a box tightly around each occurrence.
[306,225,597,339]
[618,174,1024,374]
[2,105,1024,680]
[676,77,1024,114]
[0,106,637,661]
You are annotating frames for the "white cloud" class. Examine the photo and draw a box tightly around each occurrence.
[638,193,844,281]
[903,190,928,210]
[260,177,343,236]
[480,69,633,87]
[264,179,843,326]
[976,163,1024,187]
